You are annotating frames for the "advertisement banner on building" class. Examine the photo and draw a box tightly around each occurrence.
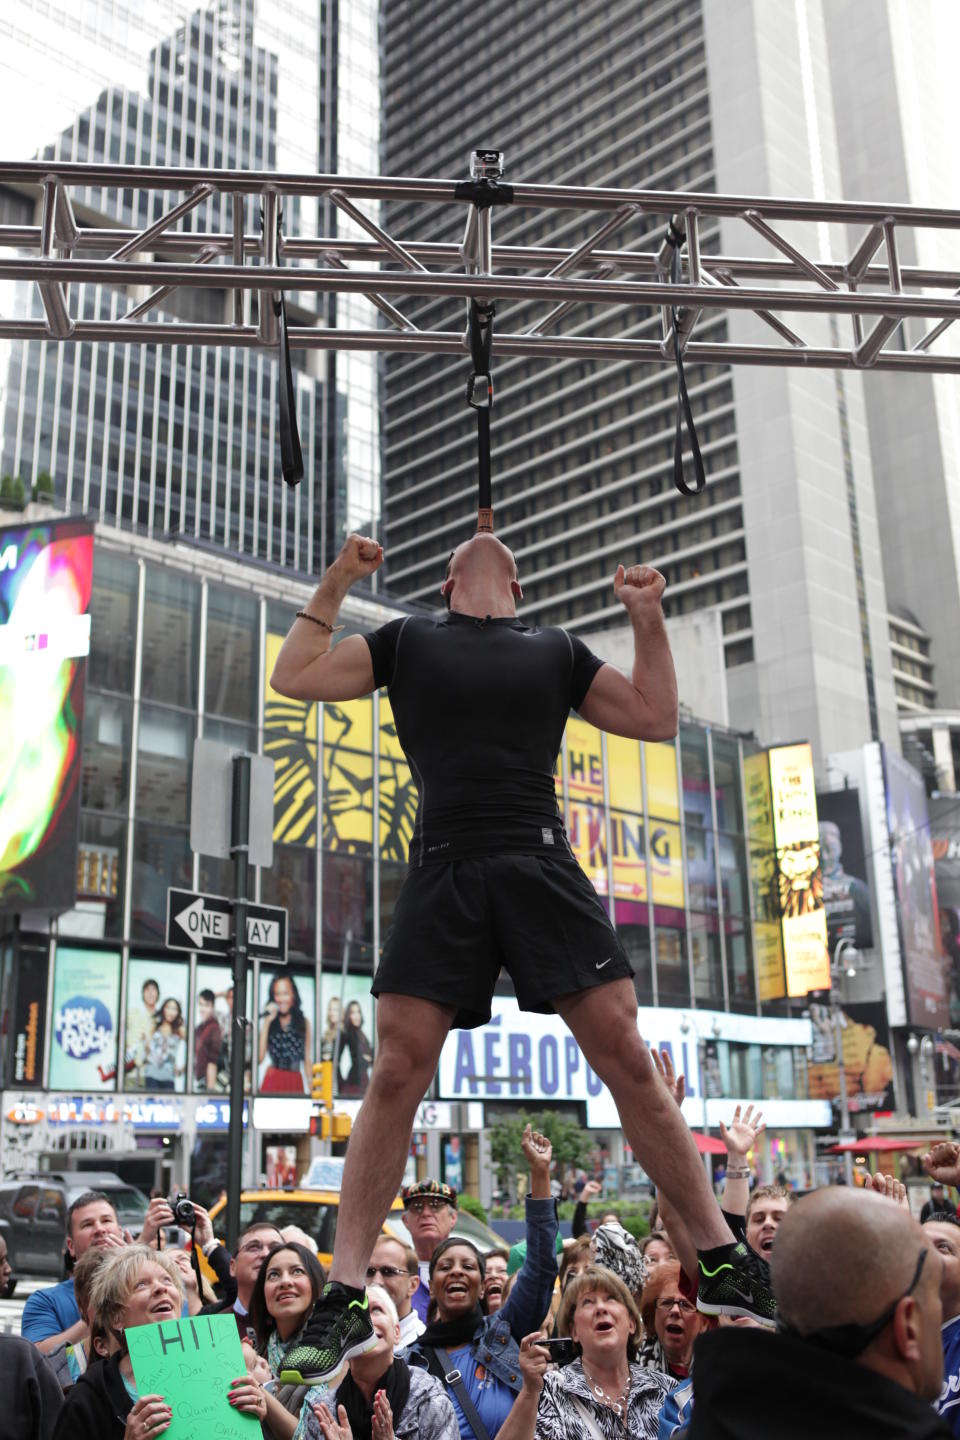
[0,519,93,913]
[769,744,830,996]
[817,789,874,953]
[6,946,48,1087]
[258,970,315,1095]
[931,795,960,1026]
[48,947,121,1090]
[884,748,948,1028]
[320,973,375,1098]
[807,1001,896,1115]
[743,751,786,1001]
[125,957,188,1093]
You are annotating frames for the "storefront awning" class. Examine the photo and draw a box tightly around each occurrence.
[691,1131,728,1155]
[825,1136,933,1154]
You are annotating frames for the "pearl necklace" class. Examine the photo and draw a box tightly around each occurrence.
[583,1365,631,1420]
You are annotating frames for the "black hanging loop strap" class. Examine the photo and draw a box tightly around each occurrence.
[264,203,304,487]
[466,297,496,531]
[665,221,706,498]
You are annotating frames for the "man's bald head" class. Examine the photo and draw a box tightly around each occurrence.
[771,1187,943,1400]
[772,1187,931,1332]
[441,532,521,613]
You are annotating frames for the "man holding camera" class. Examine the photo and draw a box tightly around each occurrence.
[22,1191,224,1352]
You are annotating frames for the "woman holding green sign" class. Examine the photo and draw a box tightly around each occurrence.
[50,1245,271,1440]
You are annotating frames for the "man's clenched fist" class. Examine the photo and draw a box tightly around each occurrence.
[335,533,384,583]
[614,562,666,618]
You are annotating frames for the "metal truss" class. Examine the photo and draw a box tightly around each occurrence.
[1,158,960,373]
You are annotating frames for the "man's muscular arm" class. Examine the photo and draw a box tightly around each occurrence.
[270,534,382,702]
[578,562,678,740]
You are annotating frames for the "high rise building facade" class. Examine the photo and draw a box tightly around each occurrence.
[379,0,903,770]
[0,0,382,575]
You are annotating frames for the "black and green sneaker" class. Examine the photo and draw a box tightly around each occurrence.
[279,1283,377,1384]
[697,1241,777,1328]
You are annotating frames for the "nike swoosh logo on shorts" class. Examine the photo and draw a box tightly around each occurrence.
[596,957,613,970]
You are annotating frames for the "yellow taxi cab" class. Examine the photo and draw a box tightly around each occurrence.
[205,1156,506,1271]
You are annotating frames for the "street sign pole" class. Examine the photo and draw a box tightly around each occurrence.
[225,753,251,1253]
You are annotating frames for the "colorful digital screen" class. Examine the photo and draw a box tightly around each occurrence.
[0,519,93,913]
[743,750,786,1002]
[768,743,830,997]
[884,747,947,1028]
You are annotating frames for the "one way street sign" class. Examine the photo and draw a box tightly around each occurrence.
[165,888,288,964]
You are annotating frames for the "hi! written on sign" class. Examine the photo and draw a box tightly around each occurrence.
[165,888,288,963]
[126,1313,260,1440]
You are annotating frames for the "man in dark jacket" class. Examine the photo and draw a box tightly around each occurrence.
[0,1336,63,1440]
[686,1186,950,1439]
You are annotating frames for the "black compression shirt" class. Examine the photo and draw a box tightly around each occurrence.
[365,611,605,863]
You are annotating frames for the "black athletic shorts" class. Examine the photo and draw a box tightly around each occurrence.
[371,850,634,1028]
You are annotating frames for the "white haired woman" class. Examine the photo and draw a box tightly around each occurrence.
[50,1244,267,1440]
[496,1267,675,1440]
[299,1285,457,1440]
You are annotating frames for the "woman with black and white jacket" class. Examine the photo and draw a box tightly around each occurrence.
[497,1268,675,1440]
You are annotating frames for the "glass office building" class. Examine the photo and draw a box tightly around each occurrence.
[0,0,382,575]
[0,524,825,1199]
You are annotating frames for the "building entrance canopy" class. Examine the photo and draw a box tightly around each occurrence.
[1,159,959,375]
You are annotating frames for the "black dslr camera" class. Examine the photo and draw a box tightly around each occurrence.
[169,1192,195,1227]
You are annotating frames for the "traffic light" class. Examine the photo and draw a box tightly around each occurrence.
[311,1061,333,1107]
[310,1111,353,1141]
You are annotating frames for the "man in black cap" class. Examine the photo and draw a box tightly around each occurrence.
[400,1180,459,1322]
[923,1183,958,1225]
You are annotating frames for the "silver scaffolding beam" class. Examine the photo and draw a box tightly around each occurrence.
[1,159,960,372]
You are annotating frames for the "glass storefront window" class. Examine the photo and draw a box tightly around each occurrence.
[689,911,724,1004]
[82,693,133,813]
[76,812,126,938]
[258,968,315,1094]
[685,823,715,913]
[136,703,194,825]
[48,946,121,1090]
[130,822,192,944]
[712,735,744,833]
[322,851,374,964]
[124,956,189,1093]
[655,920,690,1005]
[88,550,138,693]
[680,726,711,829]
[718,834,748,916]
[566,716,606,894]
[261,843,316,958]
[323,698,374,852]
[141,567,200,710]
[726,918,757,1012]
[205,585,259,722]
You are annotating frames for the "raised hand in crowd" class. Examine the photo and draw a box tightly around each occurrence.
[521,1123,554,1199]
[138,1197,176,1248]
[923,1140,960,1189]
[719,1104,764,1217]
[862,1171,909,1207]
[650,1047,685,1107]
[493,1333,550,1440]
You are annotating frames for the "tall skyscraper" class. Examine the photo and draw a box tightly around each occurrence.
[0,0,381,576]
[379,0,908,770]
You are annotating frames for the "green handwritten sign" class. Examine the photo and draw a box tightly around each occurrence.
[127,1312,261,1440]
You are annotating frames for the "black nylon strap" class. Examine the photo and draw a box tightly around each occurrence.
[430,1346,495,1440]
[274,289,304,486]
[467,298,496,527]
[668,233,705,498]
[261,203,303,488]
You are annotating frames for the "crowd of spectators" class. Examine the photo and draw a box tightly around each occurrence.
[5,1090,960,1440]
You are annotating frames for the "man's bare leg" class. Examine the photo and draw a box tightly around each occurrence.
[328,992,456,1288]
[556,979,732,1251]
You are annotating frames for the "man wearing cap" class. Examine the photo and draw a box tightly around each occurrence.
[922,1182,958,1224]
[401,1179,459,1321]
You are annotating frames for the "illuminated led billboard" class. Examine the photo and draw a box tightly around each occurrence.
[769,743,830,996]
[0,518,93,912]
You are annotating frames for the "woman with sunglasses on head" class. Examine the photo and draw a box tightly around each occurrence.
[406,1127,560,1440]
[245,1241,328,1439]
[498,1268,675,1440]
[300,1286,456,1440]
